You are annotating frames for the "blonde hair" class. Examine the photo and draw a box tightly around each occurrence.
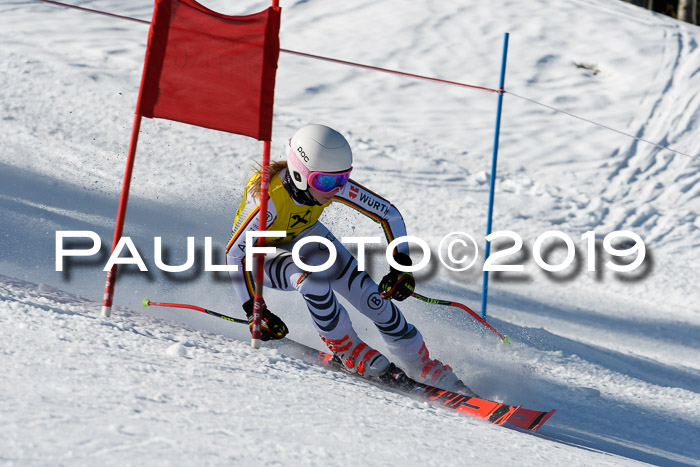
[247,160,288,199]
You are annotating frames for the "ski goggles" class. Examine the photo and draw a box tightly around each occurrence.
[287,146,352,193]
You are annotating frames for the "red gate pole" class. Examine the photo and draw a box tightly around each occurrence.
[101,112,143,317]
[100,23,155,317]
[250,0,280,348]
[250,140,272,348]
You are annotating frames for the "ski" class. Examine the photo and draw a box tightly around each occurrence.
[506,406,557,431]
[272,338,521,426]
[280,333,556,431]
[284,339,556,431]
[143,299,555,430]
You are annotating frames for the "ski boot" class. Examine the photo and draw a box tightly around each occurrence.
[321,328,391,378]
[400,341,479,397]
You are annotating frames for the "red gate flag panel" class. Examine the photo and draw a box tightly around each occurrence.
[140,0,281,141]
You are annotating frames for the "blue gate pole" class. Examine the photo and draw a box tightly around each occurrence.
[481,32,509,320]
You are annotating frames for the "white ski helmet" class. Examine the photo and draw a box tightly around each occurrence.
[287,124,353,191]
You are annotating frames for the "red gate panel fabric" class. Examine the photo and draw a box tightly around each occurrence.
[139,0,281,141]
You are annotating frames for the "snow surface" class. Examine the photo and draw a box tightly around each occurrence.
[1,0,699,465]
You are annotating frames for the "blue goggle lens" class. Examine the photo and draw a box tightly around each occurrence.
[311,172,351,192]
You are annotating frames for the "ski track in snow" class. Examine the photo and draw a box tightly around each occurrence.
[1,0,699,465]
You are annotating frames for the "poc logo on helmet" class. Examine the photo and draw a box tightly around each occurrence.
[297,146,309,162]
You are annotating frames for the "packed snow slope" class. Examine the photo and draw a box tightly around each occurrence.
[1,0,699,465]
[0,275,645,466]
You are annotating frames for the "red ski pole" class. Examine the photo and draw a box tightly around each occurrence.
[142,299,248,325]
[410,293,510,344]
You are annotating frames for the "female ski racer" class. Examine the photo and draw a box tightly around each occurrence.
[226,124,471,393]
